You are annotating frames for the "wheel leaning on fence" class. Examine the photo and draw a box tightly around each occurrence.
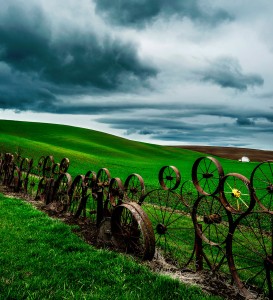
[192,156,224,196]
[250,160,273,214]
[111,201,155,261]
[124,173,145,203]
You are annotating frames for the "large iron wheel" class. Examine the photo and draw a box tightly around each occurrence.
[158,165,181,191]
[111,202,155,261]
[140,189,195,269]
[43,155,54,179]
[68,175,85,217]
[251,160,273,213]
[192,195,232,274]
[60,158,70,174]
[192,156,224,196]
[226,211,273,299]
[220,173,254,215]
[124,173,145,203]
[106,177,124,214]
[53,173,72,211]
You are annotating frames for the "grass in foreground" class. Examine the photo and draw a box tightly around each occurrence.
[0,193,222,300]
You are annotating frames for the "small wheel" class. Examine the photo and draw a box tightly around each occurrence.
[10,166,21,192]
[226,212,273,299]
[52,163,60,181]
[251,160,273,213]
[53,173,72,211]
[140,189,195,269]
[84,170,97,190]
[43,156,54,179]
[192,156,224,196]
[111,202,155,260]
[36,177,51,203]
[124,173,145,203]
[192,195,232,273]
[159,166,181,191]
[105,177,124,214]
[60,158,70,174]
[68,175,85,217]
[20,158,33,193]
[180,180,199,209]
[37,156,45,177]
[220,173,255,214]
[96,168,111,197]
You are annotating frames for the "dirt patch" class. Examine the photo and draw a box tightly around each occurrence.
[0,186,263,300]
[174,146,273,162]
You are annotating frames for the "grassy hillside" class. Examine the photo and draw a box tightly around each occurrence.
[0,119,258,188]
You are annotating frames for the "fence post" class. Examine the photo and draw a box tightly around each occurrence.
[195,223,203,271]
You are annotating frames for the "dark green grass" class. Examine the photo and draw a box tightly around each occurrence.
[0,193,222,300]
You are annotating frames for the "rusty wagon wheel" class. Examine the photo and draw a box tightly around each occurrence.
[226,211,273,299]
[96,168,111,197]
[192,195,232,274]
[53,173,72,212]
[82,171,97,223]
[158,165,181,191]
[139,189,195,269]
[19,158,33,193]
[192,156,224,196]
[68,175,86,217]
[105,177,124,215]
[35,177,52,203]
[180,180,199,209]
[37,156,45,178]
[220,173,255,215]
[10,166,21,192]
[250,160,273,214]
[60,158,70,174]
[52,163,60,181]
[124,173,145,203]
[111,202,155,261]
[43,155,54,179]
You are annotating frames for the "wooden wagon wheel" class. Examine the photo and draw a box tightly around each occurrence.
[60,158,70,174]
[52,173,72,212]
[104,177,124,216]
[43,156,54,179]
[192,156,224,196]
[83,170,97,223]
[20,158,33,193]
[68,175,86,217]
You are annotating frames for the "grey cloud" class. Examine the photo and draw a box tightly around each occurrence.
[236,117,255,126]
[0,3,157,99]
[94,0,233,28]
[200,57,264,90]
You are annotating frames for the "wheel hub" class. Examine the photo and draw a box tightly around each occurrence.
[232,188,241,198]
[203,213,222,224]
[156,223,167,235]
[202,173,213,179]
[267,185,273,194]
[264,256,273,271]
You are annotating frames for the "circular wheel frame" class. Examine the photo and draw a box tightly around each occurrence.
[220,173,255,215]
[68,175,85,217]
[111,202,155,261]
[43,156,54,179]
[251,160,273,213]
[53,173,72,211]
[140,189,195,268]
[192,156,224,196]
[124,173,145,203]
[158,165,181,191]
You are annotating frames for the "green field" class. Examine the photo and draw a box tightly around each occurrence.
[0,119,259,189]
[1,119,271,299]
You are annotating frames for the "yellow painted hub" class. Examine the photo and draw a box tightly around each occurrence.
[232,188,241,198]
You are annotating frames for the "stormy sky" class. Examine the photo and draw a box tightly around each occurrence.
[1,0,273,150]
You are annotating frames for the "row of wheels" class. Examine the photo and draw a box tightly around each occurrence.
[1,152,273,298]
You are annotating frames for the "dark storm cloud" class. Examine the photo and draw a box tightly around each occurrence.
[0,3,157,111]
[236,117,255,126]
[94,0,233,27]
[200,57,264,90]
